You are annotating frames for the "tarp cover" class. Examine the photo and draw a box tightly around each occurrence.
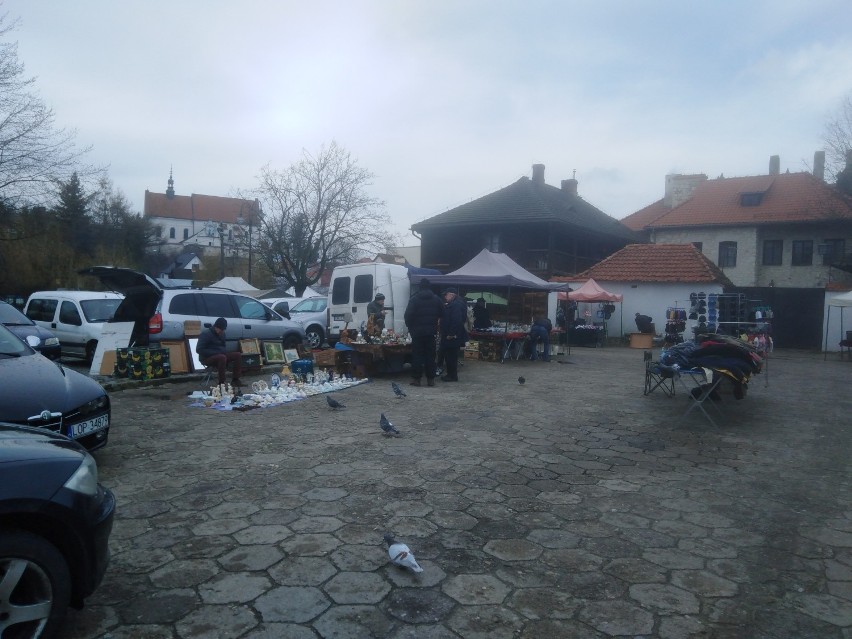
[560,278,623,302]
[829,290,852,307]
[211,276,258,292]
[409,249,571,291]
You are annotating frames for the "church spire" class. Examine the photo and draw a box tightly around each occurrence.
[166,166,175,199]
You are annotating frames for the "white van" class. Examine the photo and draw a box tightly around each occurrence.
[24,291,124,362]
[327,263,412,341]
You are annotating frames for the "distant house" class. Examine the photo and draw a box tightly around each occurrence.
[158,251,203,281]
[551,243,731,338]
[411,164,641,279]
[144,170,262,258]
[621,154,852,289]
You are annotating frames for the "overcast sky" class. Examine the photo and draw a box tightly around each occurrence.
[5,1,852,244]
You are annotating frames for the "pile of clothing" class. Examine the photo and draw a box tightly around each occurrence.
[660,335,763,399]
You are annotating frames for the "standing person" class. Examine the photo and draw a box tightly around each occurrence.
[404,278,444,387]
[440,287,467,382]
[472,297,492,329]
[367,293,386,331]
[529,316,553,361]
[196,317,243,386]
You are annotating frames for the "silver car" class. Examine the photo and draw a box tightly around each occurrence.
[289,296,330,349]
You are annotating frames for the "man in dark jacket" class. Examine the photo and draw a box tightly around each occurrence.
[440,287,467,382]
[404,278,444,386]
[196,317,243,386]
[529,316,553,361]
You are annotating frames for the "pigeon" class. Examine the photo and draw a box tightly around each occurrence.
[391,382,407,398]
[383,533,423,573]
[326,395,345,410]
[380,413,401,436]
[518,376,525,385]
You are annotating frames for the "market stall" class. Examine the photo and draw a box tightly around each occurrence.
[559,278,623,347]
[823,289,852,359]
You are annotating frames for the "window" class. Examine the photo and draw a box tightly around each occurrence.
[822,239,846,266]
[156,226,163,237]
[740,192,764,206]
[26,298,57,323]
[235,296,268,320]
[692,242,703,252]
[792,240,813,266]
[183,228,189,240]
[58,301,82,326]
[762,240,783,266]
[80,299,121,322]
[331,277,350,305]
[353,274,374,303]
[169,294,199,316]
[169,227,176,239]
[201,293,237,318]
[484,233,501,252]
[718,241,737,268]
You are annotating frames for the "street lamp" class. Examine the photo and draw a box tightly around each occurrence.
[217,222,227,278]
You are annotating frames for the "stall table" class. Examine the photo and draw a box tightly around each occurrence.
[568,325,606,348]
[347,342,411,375]
[468,330,527,362]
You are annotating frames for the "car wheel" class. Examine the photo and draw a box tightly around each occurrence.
[0,530,72,639]
[305,327,324,349]
[282,334,302,350]
[85,340,98,365]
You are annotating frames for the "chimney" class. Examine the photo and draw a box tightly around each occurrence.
[664,174,707,208]
[769,155,780,175]
[531,163,545,185]
[561,179,578,195]
[813,151,825,181]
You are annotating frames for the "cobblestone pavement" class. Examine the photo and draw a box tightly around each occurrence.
[63,347,852,638]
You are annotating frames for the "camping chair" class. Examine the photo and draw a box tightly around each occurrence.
[643,351,675,397]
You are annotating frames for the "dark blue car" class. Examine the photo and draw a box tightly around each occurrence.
[0,301,61,360]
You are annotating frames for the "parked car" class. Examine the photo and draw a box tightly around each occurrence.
[0,422,115,638]
[0,324,111,451]
[290,296,331,349]
[261,297,307,320]
[0,300,61,360]
[24,291,124,363]
[78,267,307,352]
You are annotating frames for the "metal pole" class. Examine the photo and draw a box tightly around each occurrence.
[218,222,226,278]
[248,213,253,285]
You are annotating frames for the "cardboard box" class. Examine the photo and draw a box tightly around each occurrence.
[464,350,480,360]
[241,353,262,370]
[314,349,341,367]
[183,320,202,337]
[161,341,190,374]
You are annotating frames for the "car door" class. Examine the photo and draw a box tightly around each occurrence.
[55,299,87,357]
[233,294,284,343]
[197,293,242,349]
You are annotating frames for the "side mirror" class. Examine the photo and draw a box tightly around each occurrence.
[26,335,41,348]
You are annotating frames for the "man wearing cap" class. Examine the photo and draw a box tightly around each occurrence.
[439,287,467,382]
[366,293,386,331]
[404,278,444,386]
[196,317,243,386]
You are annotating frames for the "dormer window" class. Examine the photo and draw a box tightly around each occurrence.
[740,192,764,206]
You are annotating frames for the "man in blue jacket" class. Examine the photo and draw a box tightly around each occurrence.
[196,317,243,386]
[404,278,444,387]
[440,287,467,382]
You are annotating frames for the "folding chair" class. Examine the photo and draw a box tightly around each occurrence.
[643,351,675,397]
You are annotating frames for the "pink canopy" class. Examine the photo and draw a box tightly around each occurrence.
[558,278,623,302]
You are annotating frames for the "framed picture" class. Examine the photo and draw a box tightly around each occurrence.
[284,348,301,364]
[240,338,261,355]
[262,341,285,364]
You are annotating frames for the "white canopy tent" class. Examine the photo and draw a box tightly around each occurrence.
[823,289,852,358]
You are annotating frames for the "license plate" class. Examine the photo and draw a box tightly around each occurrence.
[69,414,109,439]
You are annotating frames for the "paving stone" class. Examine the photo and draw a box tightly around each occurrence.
[791,593,852,626]
[446,604,524,639]
[313,604,397,638]
[483,538,543,561]
[442,574,511,605]
[670,569,739,597]
[508,587,580,619]
[578,599,654,635]
[279,533,342,556]
[323,571,391,604]
[149,559,220,588]
[174,604,258,638]
[254,586,330,623]
[118,589,198,624]
[198,572,271,604]
[629,583,700,614]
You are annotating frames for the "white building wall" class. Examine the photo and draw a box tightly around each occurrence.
[550,281,725,339]
[653,227,757,287]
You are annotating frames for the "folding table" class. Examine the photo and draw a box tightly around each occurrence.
[674,367,724,427]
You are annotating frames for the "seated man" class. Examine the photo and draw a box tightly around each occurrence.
[196,317,243,386]
[635,312,654,334]
[529,316,552,361]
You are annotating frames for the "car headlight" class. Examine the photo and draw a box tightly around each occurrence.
[44,337,60,346]
[63,453,99,496]
[79,395,109,416]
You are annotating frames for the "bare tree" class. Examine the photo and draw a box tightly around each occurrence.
[254,141,397,295]
[0,11,96,207]
[822,93,852,183]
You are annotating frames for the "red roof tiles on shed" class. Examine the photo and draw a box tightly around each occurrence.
[568,243,732,285]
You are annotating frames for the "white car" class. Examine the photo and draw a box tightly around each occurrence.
[289,297,330,349]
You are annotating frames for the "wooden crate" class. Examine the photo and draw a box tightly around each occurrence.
[313,349,340,367]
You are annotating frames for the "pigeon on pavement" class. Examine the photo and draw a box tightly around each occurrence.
[518,376,525,385]
[383,533,423,573]
[391,382,407,398]
[380,413,401,436]
[326,395,345,410]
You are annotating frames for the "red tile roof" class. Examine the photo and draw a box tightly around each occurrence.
[620,199,670,232]
[628,172,852,229]
[144,191,261,225]
[556,243,732,285]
